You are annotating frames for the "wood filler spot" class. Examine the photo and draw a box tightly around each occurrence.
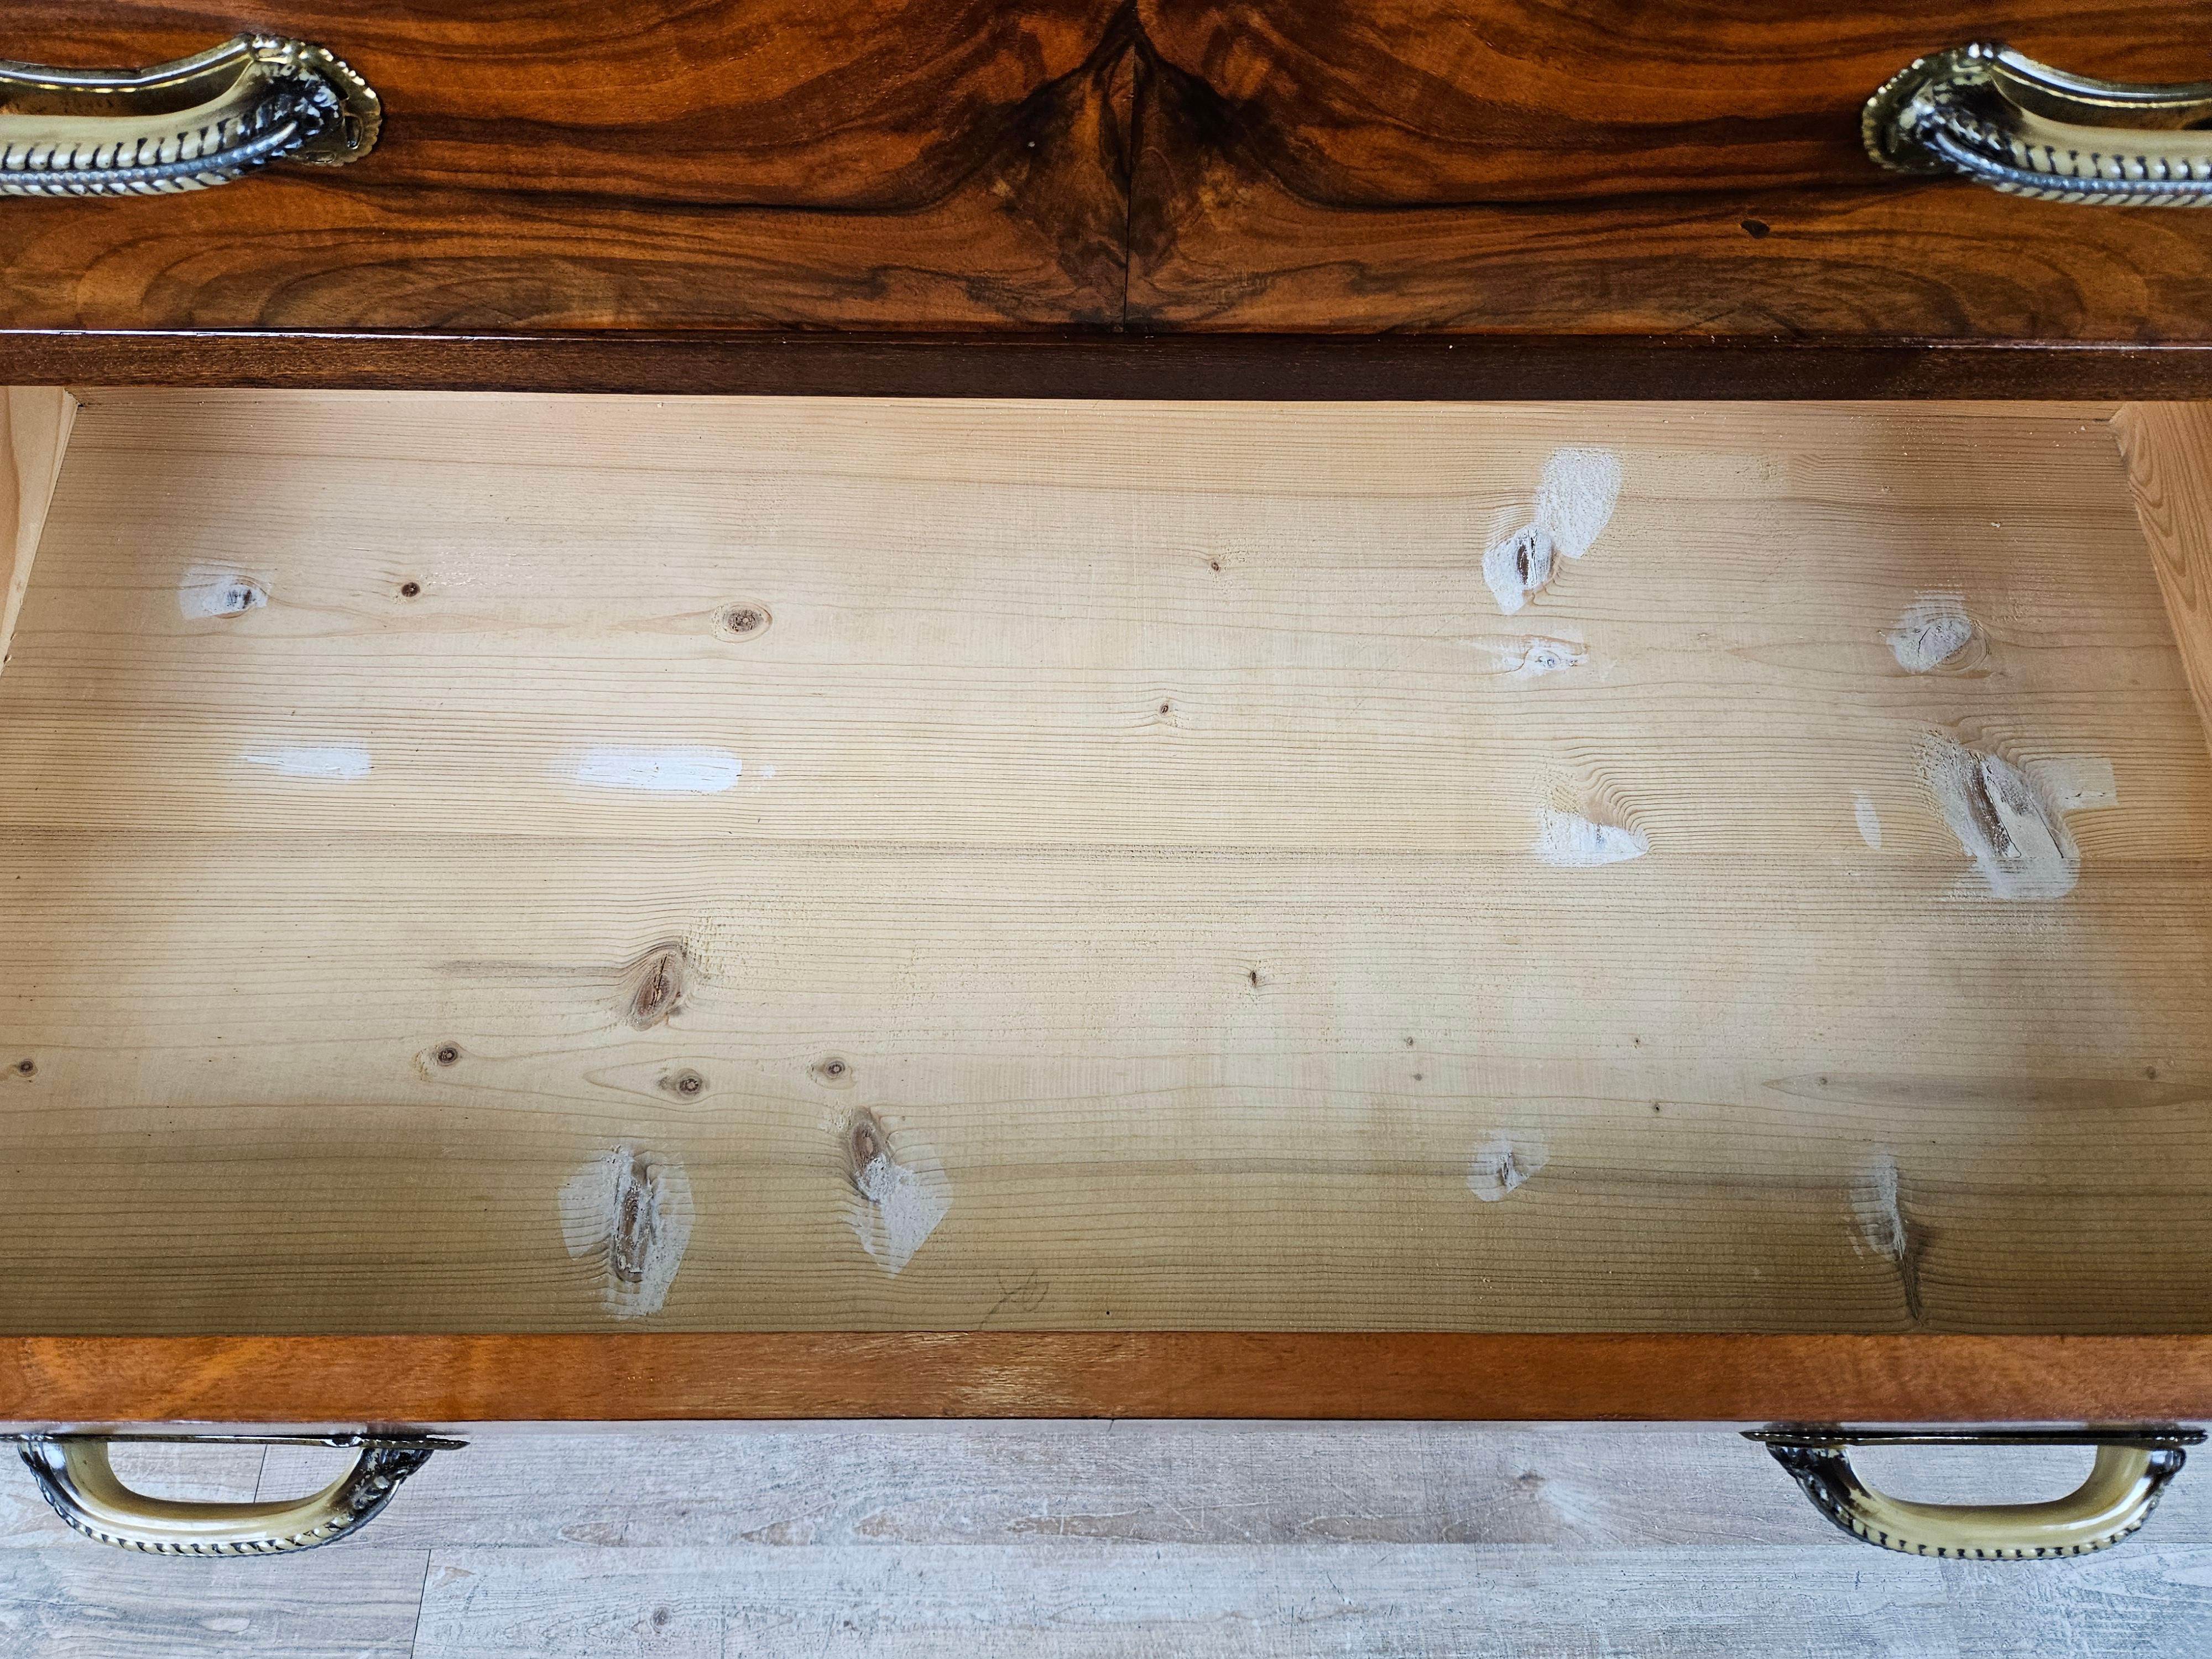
[844,1108,952,1276]
[178,567,268,619]
[1482,447,1623,615]
[2025,755,2119,813]
[558,1146,694,1319]
[1886,593,1979,674]
[1532,808,1648,868]
[622,941,687,1030]
[1851,1150,1923,1323]
[571,746,742,794]
[1853,790,1882,850]
[1458,634,1590,679]
[1468,1134,1548,1202]
[242,744,371,780]
[1920,738,2078,900]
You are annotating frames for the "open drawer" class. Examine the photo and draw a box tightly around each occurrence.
[2,389,2210,1556]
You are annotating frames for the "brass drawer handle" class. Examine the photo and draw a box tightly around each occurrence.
[8,1432,457,1553]
[1749,1428,2201,1558]
[1866,43,2212,205]
[0,33,378,197]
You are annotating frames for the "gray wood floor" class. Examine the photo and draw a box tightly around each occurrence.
[1,1425,2206,1656]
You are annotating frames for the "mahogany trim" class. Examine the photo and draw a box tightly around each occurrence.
[2,1334,2208,1425]
[9,331,2212,400]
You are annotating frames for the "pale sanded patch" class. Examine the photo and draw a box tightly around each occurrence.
[570,746,742,794]
[1853,790,1883,850]
[1532,810,1648,868]
[1887,593,1977,674]
[243,744,371,781]
[559,1146,694,1319]
[1919,739,2079,901]
[178,566,267,619]
[1481,447,1623,615]
[1468,1135,1549,1203]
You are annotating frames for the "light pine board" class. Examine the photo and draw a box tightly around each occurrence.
[0,1427,2207,1656]
[2116,403,2212,758]
[2,394,2210,1334]
[0,387,74,677]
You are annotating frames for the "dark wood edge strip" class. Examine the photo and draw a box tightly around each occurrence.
[2,1334,2208,1424]
[11,331,2212,399]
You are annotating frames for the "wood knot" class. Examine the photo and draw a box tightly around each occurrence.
[660,1069,706,1098]
[844,1108,887,1188]
[433,1044,462,1067]
[811,1055,855,1089]
[715,602,772,641]
[622,942,688,1030]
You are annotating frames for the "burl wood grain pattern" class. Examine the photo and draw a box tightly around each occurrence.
[3,393,2211,1342]
[0,1,1134,330]
[9,3,2212,348]
[1127,2,2212,335]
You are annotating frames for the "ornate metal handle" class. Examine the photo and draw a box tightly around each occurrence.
[0,34,378,197]
[1866,43,2212,205]
[9,1433,457,1554]
[1749,1428,2201,1559]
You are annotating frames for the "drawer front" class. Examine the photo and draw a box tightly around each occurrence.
[9,5,2212,358]
[1126,2,2212,337]
[0,1,1130,331]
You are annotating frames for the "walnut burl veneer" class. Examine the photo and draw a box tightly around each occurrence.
[7,3,2212,394]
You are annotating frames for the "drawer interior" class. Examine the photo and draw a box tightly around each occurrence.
[1,392,2208,1337]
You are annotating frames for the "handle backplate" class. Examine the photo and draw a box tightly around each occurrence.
[1866,43,2212,205]
[0,33,379,196]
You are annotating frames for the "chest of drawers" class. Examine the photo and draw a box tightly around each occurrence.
[4,4,2212,1559]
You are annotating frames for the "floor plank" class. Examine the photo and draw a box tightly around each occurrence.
[0,1543,427,1658]
[4,1427,2206,1656]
